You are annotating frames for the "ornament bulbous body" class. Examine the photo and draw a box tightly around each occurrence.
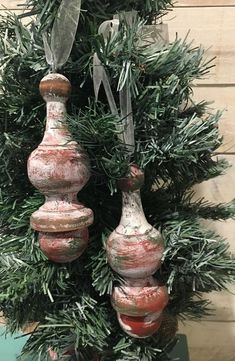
[28,146,90,195]
[28,146,93,232]
[107,190,164,278]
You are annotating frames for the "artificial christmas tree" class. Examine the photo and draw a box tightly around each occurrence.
[0,1,235,360]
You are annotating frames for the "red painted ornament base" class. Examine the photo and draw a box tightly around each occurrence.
[39,229,89,263]
[118,312,163,338]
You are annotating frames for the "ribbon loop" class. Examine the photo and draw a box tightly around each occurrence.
[43,0,82,71]
[94,12,168,154]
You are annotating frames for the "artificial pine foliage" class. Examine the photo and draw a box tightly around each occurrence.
[0,0,235,360]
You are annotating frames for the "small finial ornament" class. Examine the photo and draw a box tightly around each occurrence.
[28,74,93,263]
[106,165,168,337]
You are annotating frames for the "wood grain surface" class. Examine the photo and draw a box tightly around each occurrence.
[194,154,235,252]
[0,0,24,10]
[179,319,235,361]
[177,0,235,6]
[192,86,235,152]
[2,0,235,9]
[167,7,235,85]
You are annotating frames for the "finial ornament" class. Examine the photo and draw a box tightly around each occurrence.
[28,74,93,263]
[106,165,168,337]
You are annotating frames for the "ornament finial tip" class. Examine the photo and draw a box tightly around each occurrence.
[39,73,71,100]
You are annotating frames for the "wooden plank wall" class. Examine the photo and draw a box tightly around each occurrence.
[1,1,235,361]
[168,2,235,361]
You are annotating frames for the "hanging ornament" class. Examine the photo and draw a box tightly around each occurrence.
[27,0,93,263]
[28,74,93,263]
[94,12,169,338]
[106,165,168,337]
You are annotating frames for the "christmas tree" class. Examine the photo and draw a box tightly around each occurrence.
[0,0,235,360]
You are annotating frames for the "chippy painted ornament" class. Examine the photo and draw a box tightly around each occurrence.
[28,74,93,262]
[106,165,168,338]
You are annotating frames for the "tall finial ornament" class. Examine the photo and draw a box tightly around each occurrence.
[28,74,93,262]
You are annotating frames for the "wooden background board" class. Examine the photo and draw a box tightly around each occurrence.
[179,320,235,361]
[177,0,235,6]
[192,86,235,153]
[167,7,235,85]
[2,0,235,8]
[0,0,24,9]
[187,154,235,360]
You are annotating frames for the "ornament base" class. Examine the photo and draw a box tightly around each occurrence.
[117,312,163,338]
[39,229,89,263]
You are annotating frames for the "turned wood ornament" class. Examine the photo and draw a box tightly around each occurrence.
[106,165,168,338]
[28,74,93,262]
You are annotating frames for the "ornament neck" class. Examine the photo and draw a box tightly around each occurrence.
[117,190,151,235]
[46,100,66,129]
[40,100,74,147]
